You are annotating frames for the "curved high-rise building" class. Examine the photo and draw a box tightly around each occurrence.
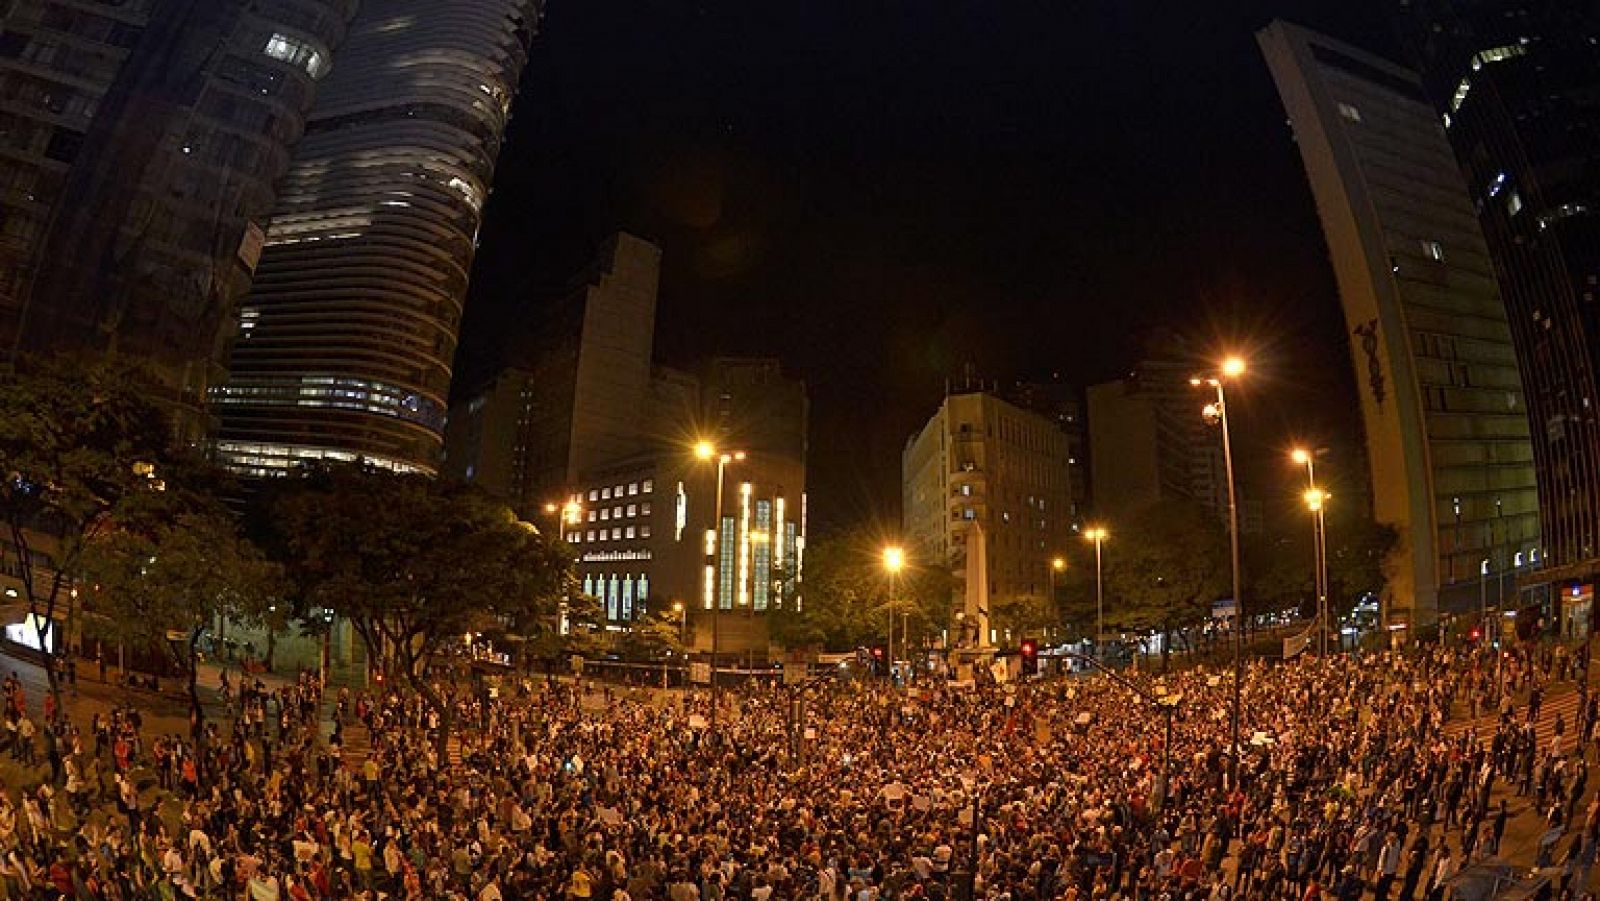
[0,0,357,438]
[215,1,542,476]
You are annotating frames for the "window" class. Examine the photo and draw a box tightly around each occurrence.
[600,509,609,521]
[962,508,976,521]
[1422,240,1444,261]
[612,527,622,540]
[601,487,611,500]
[960,484,972,497]
[589,490,599,502]
[625,526,636,539]
[613,506,623,518]
[626,504,637,517]
[614,484,624,497]
[587,510,596,523]
[263,32,328,79]
[586,530,596,542]
[642,479,654,493]
[641,525,652,538]
[640,502,652,516]
[1508,191,1523,216]
[1337,102,1362,122]
[628,482,639,496]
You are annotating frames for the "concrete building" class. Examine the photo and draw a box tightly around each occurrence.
[553,361,808,652]
[214,0,542,476]
[1004,376,1089,520]
[443,234,662,509]
[1396,2,1600,620]
[1086,358,1227,523]
[0,0,355,435]
[902,382,1075,647]
[1259,21,1540,633]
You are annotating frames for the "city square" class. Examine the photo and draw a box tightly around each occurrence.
[0,0,1597,899]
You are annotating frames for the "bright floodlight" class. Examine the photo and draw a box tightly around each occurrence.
[1222,356,1247,378]
[883,546,906,574]
[1052,557,1067,571]
[1304,488,1328,511]
[1291,448,1309,465]
[1083,527,1108,543]
[693,440,716,461]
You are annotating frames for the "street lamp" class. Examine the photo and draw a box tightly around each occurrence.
[1083,528,1108,652]
[1191,354,1246,790]
[1048,557,1066,642]
[1291,447,1331,656]
[883,545,905,682]
[1303,487,1330,655]
[694,441,745,728]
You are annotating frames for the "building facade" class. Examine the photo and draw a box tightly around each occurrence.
[1086,359,1228,524]
[442,233,662,506]
[214,0,541,476]
[902,385,1075,646]
[1259,21,1540,632]
[1395,1,1600,602]
[0,0,355,434]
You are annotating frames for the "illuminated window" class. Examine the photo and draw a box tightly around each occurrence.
[628,482,639,496]
[1451,77,1471,112]
[1422,240,1444,261]
[1508,191,1523,216]
[589,490,599,502]
[626,504,637,517]
[586,530,596,542]
[638,575,649,601]
[600,509,609,521]
[1337,102,1362,122]
[641,525,652,538]
[587,510,596,523]
[625,526,636,539]
[263,33,327,79]
[640,502,652,516]
[642,479,654,493]
[601,487,612,500]
[612,527,622,540]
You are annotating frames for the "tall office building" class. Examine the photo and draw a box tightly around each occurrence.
[1395,2,1600,613]
[902,381,1075,646]
[1259,21,1540,633]
[443,234,663,508]
[215,0,541,476]
[0,0,354,433]
[1087,362,1228,525]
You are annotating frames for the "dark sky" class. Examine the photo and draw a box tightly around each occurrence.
[460,0,1401,534]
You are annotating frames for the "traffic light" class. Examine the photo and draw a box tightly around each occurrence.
[1020,639,1038,676]
[1469,627,1482,642]
[871,645,885,676]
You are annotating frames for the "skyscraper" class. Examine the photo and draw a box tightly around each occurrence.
[0,0,355,434]
[443,233,662,508]
[214,0,541,476]
[1395,1,1600,607]
[1259,21,1540,633]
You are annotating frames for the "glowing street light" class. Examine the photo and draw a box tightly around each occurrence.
[1083,528,1108,649]
[1290,447,1330,655]
[1192,355,1246,789]
[883,545,906,680]
[694,440,746,727]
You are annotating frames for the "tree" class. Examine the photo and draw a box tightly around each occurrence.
[616,606,687,662]
[1064,501,1229,668]
[767,528,954,653]
[0,355,176,700]
[260,465,573,751]
[81,485,279,739]
[1248,510,1398,622]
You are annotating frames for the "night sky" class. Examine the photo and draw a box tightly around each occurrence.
[459,0,1402,534]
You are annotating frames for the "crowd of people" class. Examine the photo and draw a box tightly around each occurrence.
[0,638,1586,899]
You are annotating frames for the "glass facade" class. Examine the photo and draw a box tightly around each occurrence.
[217,0,542,475]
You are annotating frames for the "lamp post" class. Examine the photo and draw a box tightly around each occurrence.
[883,545,905,683]
[1290,449,1330,655]
[1065,651,1181,810]
[1083,528,1108,653]
[1192,355,1246,790]
[695,441,745,729]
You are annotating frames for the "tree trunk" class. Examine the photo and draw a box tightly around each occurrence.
[1162,621,1171,674]
[264,627,277,673]
[187,628,205,743]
